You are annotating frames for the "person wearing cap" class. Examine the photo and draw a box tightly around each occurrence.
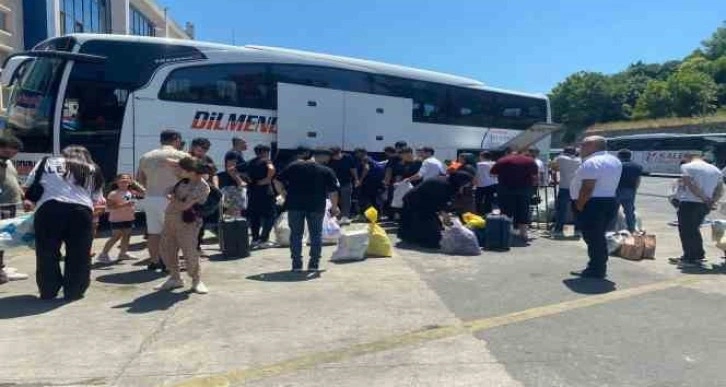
[551,146,582,237]
[275,148,340,272]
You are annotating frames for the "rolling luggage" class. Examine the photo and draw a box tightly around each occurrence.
[484,214,512,251]
[219,216,250,259]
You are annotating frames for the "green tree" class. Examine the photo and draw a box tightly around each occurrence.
[549,71,624,137]
[702,21,726,59]
[678,56,714,75]
[667,69,718,116]
[633,80,672,119]
[713,56,726,84]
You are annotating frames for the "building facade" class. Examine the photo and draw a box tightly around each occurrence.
[0,0,192,65]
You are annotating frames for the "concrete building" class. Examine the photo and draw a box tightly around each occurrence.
[0,0,192,65]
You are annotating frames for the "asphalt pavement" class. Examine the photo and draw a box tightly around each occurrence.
[1,177,726,387]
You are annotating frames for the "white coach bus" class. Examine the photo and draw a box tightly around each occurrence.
[1,34,552,180]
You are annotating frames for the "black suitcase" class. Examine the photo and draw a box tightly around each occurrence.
[484,214,512,251]
[219,216,250,259]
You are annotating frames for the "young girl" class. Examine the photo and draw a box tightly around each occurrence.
[97,174,145,264]
[155,157,211,294]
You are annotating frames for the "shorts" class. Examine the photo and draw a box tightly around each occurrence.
[140,196,169,234]
[497,186,531,226]
[111,221,134,230]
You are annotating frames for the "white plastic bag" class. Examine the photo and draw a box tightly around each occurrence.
[331,227,369,261]
[440,218,481,256]
[322,201,341,245]
[391,181,413,209]
[606,230,630,254]
[274,212,291,247]
[0,214,35,249]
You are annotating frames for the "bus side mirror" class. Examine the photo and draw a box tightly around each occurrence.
[0,56,32,87]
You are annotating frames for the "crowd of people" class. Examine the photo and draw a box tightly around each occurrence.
[2,129,726,299]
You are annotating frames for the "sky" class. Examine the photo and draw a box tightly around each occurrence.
[158,0,726,94]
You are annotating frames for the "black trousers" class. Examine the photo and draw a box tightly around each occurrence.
[248,191,276,242]
[677,201,709,261]
[475,185,497,215]
[578,198,618,276]
[34,200,93,299]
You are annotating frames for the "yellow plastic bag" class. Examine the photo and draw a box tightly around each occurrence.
[364,207,393,257]
[462,212,486,229]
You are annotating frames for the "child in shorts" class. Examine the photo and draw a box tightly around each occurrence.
[97,174,145,264]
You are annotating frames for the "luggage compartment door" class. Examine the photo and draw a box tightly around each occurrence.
[343,91,413,151]
[277,83,345,149]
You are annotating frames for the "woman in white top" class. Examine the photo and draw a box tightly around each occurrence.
[26,145,104,301]
[475,151,498,214]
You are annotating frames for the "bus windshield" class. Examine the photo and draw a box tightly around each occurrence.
[5,57,65,153]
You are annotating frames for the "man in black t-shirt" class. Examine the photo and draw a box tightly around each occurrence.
[224,137,248,173]
[327,146,358,225]
[247,144,277,248]
[275,148,339,272]
[614,149,643,232]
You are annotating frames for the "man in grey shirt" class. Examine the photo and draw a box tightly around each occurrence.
[551,146,582,238]
[0,136,28,284]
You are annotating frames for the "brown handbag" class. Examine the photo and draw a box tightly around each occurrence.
[641,233,657,259]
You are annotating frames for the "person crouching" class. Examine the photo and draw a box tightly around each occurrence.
[155,157,211,294]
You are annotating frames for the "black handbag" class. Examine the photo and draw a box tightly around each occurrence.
[24,157,49,203]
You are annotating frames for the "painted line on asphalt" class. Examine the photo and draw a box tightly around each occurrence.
[172,276,701,387]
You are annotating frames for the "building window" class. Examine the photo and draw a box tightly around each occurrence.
[60,0,111,35]
[130,7,155,37]
[0,10,8,32]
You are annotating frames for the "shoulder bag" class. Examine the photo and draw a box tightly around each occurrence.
[24,157,49,203]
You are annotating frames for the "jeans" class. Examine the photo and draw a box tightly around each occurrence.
[677,201,709,261]
[554,188,579,232]
[339,183,353,218]
[615,188,637,232]
[475,185,497,215]
[34,200,93,300]
[578,198,618,276]
[0,205,17,271]
[288,210,325,266]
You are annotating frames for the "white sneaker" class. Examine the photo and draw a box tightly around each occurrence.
[154,278,184,291]
[192,281,209,294]
[340,217,351,226]
[4,268,28,281]
[96,253,117,264]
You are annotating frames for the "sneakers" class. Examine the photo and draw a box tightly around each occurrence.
[96,253,117,265]
[260,241,278,249]
[339,217,351,226]
[154,278,184,291]
[192,281,209,294]
[147,260,167,272]
[1,267,29,282]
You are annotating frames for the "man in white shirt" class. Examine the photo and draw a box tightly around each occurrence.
[569,136,622,279]
[528,148,549,187]
[550,146,581,237]
[475,151,498,214]
[405,147,444,183]
[674,153,724,267]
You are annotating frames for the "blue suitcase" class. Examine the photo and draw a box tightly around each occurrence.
[484,214,512,251]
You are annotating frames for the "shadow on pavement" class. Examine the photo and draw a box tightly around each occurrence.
[113,291,190,314]
[96,269,165,285]
[394,241,440,254]
[562,278,617,295]
[678,263,726,275]
[247,271,321,282]
[0,295,66,319]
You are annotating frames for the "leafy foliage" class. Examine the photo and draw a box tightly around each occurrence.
[550,21,726,138]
